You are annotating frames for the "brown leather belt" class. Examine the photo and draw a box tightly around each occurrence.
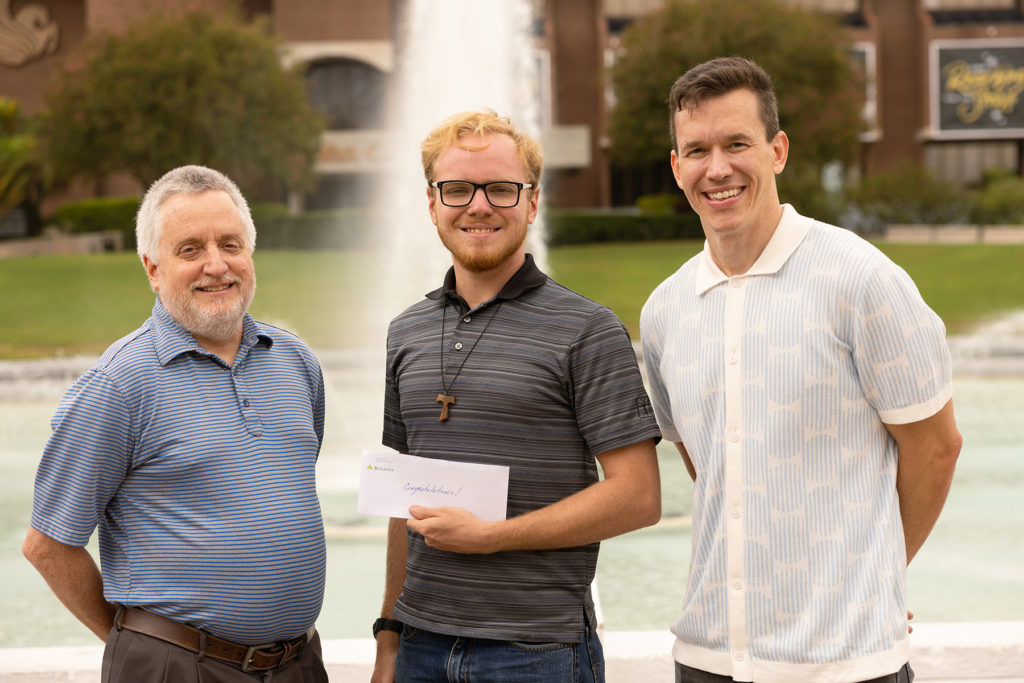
[115,605,309,672]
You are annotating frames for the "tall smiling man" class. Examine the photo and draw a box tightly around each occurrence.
[371,110,663,683]
[23,165,329,682]
[641,58,963,682]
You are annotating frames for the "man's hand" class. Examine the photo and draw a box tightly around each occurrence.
[370,630,399,683]
[406,439,660,556]
[407,506,497,554]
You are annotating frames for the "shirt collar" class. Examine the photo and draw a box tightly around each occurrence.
[150,298,272,366]
[694,204,810,295]
[425,253,548,306]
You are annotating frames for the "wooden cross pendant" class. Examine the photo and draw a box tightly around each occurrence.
[436,393,456,422]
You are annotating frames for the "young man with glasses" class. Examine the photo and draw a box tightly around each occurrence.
[370,110,663,683]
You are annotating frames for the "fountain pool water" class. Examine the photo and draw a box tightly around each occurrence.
[2,357,1023,646]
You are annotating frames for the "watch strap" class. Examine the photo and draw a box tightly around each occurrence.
[372,617,403,638]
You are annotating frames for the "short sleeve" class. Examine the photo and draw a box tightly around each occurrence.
[640,299,683,443]
[311,362,326,450]
[382,326,409,454]
[567,307,662,455]
[851,261,953,425]
[30,369,133,546]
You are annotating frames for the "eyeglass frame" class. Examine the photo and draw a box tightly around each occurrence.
[430,180,535,208]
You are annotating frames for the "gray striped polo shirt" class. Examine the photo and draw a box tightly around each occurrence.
[383,254,661,642]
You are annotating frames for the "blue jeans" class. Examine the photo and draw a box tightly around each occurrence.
[395,621,604,683]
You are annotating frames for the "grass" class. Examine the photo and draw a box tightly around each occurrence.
[0,241,1021,358]
[553,241,1024,338]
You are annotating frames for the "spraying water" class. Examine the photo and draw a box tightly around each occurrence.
[318,0,549,485]
[375,0,548,323]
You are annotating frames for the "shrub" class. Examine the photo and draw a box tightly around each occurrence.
[255,206,373,249]
[845,162,969,233]
[635,194,679,216]
[779,165,845,227]
[969,169,1024,225]
[545,209,703,246]
[53,196,140,248]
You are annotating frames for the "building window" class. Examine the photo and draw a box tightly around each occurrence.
[305,58,388,131]
[925,0,1022,24]
[923,0,1016,9]
[788,0,860,12]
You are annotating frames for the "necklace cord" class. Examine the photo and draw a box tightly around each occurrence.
[440,298,503,395]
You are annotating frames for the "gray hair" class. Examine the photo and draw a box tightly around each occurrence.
[135,165,257,264]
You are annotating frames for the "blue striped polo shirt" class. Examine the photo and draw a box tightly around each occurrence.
[384,254,662,642]
[30,299,327,643]
[641,206,953,681]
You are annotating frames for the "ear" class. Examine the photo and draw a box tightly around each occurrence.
[670,149,684,190]
[771,130,789,174]
[526,185,539,225]
[427,184,439,227]
[142,255,160,292]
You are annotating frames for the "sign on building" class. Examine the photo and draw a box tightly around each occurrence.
[931,38,1024,139]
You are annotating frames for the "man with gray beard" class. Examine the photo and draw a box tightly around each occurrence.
[23,165,329,682]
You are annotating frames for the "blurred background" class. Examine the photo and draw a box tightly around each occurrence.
[1,0,1022,656]
[8,0,1024,244]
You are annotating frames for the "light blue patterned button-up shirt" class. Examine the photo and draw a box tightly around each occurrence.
[641,206,952,682]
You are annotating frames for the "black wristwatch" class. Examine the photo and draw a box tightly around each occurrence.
[373,617,403,638]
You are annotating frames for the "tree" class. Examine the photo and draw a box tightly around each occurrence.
[38,5,323,197]
[608,0,865,210]
[0,96,46,230]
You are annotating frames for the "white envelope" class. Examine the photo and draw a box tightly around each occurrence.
[357,450,510,522]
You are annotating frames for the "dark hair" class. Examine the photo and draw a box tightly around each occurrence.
[667,57,780,151]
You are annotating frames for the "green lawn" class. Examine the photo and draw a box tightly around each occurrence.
[0,241,1021,358]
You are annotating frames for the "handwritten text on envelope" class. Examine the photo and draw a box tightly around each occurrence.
[357,450,510,521]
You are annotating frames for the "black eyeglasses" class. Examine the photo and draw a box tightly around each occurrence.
[430,180,534,208]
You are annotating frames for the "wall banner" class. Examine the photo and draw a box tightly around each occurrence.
[931,39,1024,140]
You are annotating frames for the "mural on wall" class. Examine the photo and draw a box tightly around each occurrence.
[0,0,59,67]
[932,38,1024,139]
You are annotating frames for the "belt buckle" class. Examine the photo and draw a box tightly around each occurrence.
[241,642,284,672]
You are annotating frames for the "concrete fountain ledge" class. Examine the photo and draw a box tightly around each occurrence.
[947,310,1024,377]
[2,309,1024,403]
[2,623,1023,682]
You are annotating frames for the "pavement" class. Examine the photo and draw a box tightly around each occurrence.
[2,623,1024,681]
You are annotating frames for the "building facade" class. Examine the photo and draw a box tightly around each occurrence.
[4,0,1024,213]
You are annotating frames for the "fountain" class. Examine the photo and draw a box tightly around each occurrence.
[377,0,548,316]
[315,0,551,495]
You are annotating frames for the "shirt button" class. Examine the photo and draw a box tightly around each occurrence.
[728,349,738,365]
[454,342,463,350]
[733,651,745,662]
[242,399,250,407]
[463,316,471,323]
[729,278,743,288]
[729,505,741,519]
[731,579,742,591]
[728,429,740,443]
